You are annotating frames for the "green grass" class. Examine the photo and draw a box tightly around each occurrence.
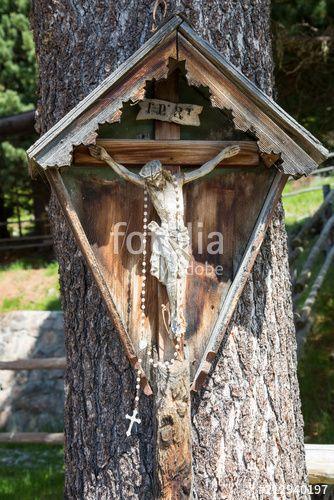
[0,259,58,274]
[0,259,61,312]
[44,261,59,277]
[0,444,64,499]
[0,296,61,313]
[283,174,334,228]
[283,189,324,227]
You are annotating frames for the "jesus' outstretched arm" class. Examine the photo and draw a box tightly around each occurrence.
[89,145,144,187]
[183,145,240,184]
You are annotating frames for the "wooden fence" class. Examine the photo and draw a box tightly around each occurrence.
[288,183,334,355]
[0,357,65,445]
[0,217,52,251]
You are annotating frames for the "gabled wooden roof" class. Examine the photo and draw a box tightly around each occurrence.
[27,15,328,176]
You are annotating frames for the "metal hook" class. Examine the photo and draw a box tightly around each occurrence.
[151,0,168,32]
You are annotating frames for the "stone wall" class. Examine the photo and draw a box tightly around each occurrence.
[0,311,64,432]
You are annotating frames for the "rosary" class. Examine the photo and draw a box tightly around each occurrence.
[125,175,185,437]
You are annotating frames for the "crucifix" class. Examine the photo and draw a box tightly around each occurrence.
[89,143,240,338]
[125,409,141,437]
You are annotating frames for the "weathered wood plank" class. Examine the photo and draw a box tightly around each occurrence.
[297,245,334,355]
[295,215,334,290]
[0,433,64,445]
[136,98,203,126]
[73,140,259,167]
[192,172,288,391]
[45,169,153,396]
[64,169,160,383]
[184,180,236,380]
[0,357,66,371]
[305,444,334,484]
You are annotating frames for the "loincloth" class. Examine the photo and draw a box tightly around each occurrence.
[147,221,191,286]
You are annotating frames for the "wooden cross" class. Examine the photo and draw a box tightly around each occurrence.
[125,409,141,436]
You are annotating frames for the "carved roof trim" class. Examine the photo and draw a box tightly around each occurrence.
[178,22,328,174]
[27,15,328,177]
[27,15,182,173]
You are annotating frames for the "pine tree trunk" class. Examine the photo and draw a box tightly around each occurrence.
[30,1,308,498]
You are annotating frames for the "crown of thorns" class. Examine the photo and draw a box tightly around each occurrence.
[139,160,163,179]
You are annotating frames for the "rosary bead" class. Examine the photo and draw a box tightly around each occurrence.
[136,377,140,382]
[135,396,139,402]
[136,384,140,390]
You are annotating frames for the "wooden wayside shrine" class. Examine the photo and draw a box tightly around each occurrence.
[27,15,328,500]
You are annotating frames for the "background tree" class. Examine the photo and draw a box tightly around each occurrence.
[272,0,334,149]
[0,0,37,237]
[31,1,308,497]
[0,0,50,240]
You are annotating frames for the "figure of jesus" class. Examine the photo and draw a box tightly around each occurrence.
[89,144,240,337]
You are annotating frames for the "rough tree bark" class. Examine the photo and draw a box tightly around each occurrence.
[30,1,308,498]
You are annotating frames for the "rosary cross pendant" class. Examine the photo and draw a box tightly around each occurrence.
[126,409,141,436]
